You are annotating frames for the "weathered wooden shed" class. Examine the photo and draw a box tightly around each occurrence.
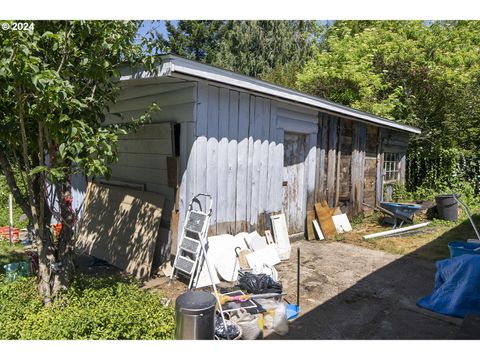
[93,55,420,247]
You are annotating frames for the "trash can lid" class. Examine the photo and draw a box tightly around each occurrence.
[176,291,216,315]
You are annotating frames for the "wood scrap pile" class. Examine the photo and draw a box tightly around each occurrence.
[307,200,353,241]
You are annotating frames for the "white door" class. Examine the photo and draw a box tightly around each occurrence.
[282,132,307,234]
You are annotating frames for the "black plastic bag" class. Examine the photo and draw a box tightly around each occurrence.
[238,273,283,294]
[215,315,241,340]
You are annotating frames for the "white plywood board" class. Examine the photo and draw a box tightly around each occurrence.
[245,245,281,268]
[312,219,325,240]
[332,214,353,233]
[245,231,268,252]
[270,213,291,260]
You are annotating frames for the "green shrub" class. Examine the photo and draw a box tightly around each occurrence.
[0,275,175,340]
[0,175,28,228]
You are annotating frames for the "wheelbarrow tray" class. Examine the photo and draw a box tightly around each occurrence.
[380,202,422,219]
[379,202,422,228]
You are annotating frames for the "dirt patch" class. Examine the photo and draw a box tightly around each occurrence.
[270,240,462,339]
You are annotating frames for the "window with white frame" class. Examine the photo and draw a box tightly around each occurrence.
[383,152,400,182]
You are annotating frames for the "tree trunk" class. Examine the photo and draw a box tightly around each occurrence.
[52,173,76,295]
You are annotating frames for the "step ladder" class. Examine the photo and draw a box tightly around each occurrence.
[171,194,212,289]
[170,193,231,339]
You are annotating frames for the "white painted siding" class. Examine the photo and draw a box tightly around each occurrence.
[191,82,316,235]
[103,80,197,224]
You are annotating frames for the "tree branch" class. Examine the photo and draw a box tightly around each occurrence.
[0,147,32,221]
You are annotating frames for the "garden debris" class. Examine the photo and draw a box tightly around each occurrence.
[76,182,165,279]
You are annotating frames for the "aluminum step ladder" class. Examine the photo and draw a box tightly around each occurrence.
[171,194,212,289]
[170,193,231,339]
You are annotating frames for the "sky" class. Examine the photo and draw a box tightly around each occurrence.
[137,20,173,40]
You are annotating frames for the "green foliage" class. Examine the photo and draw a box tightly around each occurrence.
[391,183,410,202]
[0,175,27,228]
[297,21,480,153]
[0,240,27,270]
[163,20,319,86]
[0,275,175,340]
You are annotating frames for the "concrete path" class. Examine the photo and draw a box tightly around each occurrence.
[269,241,462,339]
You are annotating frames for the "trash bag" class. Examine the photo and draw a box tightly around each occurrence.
[238,273,283,294]
[215,315,241,340]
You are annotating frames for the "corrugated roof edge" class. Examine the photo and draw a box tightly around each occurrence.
[120,55,421,135]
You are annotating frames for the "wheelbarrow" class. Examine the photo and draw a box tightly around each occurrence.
[362,202,422,229]
[379,202,422,229]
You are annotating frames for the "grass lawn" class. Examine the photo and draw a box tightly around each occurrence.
[335,209,480,262]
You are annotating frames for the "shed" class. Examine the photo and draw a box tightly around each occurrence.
[76,55,420,265]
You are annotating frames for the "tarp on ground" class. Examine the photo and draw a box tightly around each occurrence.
[417,254,480,318]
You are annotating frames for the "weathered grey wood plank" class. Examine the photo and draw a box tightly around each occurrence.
[216,88,230,234]
[351,123,367,215]
[206,85,219,233]
[250,97,263,229]
[267,101,278,213]
[276,128,285,212]
[306,132,317,212]
[195,82,208,216]
[118,82,195,101]
[235,92,250,233]
[258,98,270,221]
[109,86,196,113]
[335,121,343,207]
[326,115,339,207]
[246,96,255,231]
[118,139,172,155]
[225,91,239,234]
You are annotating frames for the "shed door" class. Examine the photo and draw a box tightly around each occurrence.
[283,132,307,234]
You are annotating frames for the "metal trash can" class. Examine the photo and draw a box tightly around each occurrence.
[435,194,459,222]
[175,290,216,340]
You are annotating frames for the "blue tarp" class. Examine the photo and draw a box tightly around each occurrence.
[417,254,480,318]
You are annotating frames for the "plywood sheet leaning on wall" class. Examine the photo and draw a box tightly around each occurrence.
[314,201,337,240]
[76,183,165,279]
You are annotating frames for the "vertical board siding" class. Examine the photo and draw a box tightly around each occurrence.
[326,116,339,207]
[235,93,250,232]
[227,91,239,233]
[216,88,230,234]
[306,133,317,211]
[267,102,278,213]
[195,82,208,215]
[206,86,219,233]
[192,82,317,235]
[351,122,367,216]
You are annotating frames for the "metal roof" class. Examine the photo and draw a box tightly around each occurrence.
[120,55,421,135]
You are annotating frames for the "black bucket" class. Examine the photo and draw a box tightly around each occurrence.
[435,194,459,222]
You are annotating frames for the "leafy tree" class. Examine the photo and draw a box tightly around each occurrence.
[162,20,319,87]
[297,20,480,153]
[162,20,225,62]
[0,21,154,304]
